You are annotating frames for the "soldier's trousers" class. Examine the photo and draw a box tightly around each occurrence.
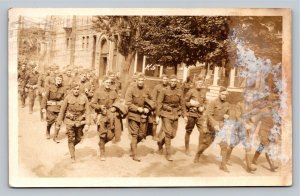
[128,119,147,156]
[195,130,228,166]
[66,124,84,158]
[28,88,37,112]
[161,117,179,156]
[19,87,27,107]
[185,115,207,134]
[46,110,60,136]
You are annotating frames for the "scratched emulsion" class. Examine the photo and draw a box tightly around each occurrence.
[212,36,287,165]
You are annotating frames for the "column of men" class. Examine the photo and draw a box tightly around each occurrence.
[18,64,279,172]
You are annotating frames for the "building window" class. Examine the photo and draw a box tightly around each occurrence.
[82,37,85,49]
[86,36,89,49]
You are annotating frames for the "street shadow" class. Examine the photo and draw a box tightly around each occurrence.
[105,145,127,158]
[138,144,156,157]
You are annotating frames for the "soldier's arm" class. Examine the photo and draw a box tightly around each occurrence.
[56,95,69,126]
[184,89,193,107]
[180,89,187,117]
[206,101,218,128]
[151,85,159,102]
[84,96,91,126]
[125,87,140,112]
[41,87,50,109]
[90,90,100,110]
[156,88,165,116]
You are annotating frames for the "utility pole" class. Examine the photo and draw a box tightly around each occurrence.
[70,15,76,67]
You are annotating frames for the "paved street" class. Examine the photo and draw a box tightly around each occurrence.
[18,101,282,178]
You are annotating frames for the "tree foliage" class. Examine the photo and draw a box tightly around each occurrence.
[231,16,282,64]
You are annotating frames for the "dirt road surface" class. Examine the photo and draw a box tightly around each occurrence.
[18,103,283,178]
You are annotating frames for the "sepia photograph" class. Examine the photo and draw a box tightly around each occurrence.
[8,8,292,187]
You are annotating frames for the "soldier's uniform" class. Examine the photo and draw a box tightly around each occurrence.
[37,72,47,120]
[252,104,279,172]
[151,81,169,140]
[225,102,256,172]
[194,91,230,171]
[63,70,73,94]
[18,66,28,107]
[57,86,91,161]
[90,85,119,160]
[41,77,65,141]
[79,77,93,101]
[125,74,152,161]
[156,76,186,161]
[184,85,207,155]
[25,69,39,113]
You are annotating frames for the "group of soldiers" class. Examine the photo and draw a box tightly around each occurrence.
[18,62,280,173]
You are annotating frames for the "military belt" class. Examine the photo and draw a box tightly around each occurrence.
[47,100,63,106]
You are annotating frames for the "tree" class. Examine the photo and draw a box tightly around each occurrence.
[18,27,45,65]
[92,16,233,89]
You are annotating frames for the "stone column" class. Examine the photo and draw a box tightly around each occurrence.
[212,66,219,86]
[142,55,146,74]
[229,67,236,88]
[133,52,138,73]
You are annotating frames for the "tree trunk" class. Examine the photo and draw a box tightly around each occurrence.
[120,51,136,97]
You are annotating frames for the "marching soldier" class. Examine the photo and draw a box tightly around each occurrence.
[41,74,66,142]
[193,87,230,172]
[184,77,207,155]
[25,65,39,114]
[56,82,91,162]
[125,73,152,162]
[90,76,124,161]
[151,74,169,141]
[251,96,280,172]
[79,71,93,101]
[63,68,73,94]
[225,100,257,173]
[156,75,186,161]
[18,63,28,108]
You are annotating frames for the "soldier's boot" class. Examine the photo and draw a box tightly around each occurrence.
[157,138,164,154]
[152,124,159,141]
[245,152,257,173]
[193,149,203,163]
[165,138,173,161]
[219,146,230,173]
[226,146,234,166]
[184,132,191,156]
[46,124,51,139]
[40,109,44,121]
[265,153,278,172]
[131,138,141,162]
[68,143,76,162]
[53,127,60,143]
[252,151,261,165]
[99,139,106,161]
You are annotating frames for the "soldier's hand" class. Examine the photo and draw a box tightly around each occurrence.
[110,107,116,113]
[42,109,46,113]
[143,108,149,114]
[198,106,205,112]
[214,125,220,131]
[83,125,90,132]
[137,107,144,113]
[156,116,160,124]
[183,116,188,123]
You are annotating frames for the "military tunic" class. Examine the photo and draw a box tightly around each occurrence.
[156,86,185,139]
[57,93,91,145]
[125,85,151,140]
[185,87,208,134]
[25,71,39,112]
[90,87,118,143]
[42,83,65,125]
